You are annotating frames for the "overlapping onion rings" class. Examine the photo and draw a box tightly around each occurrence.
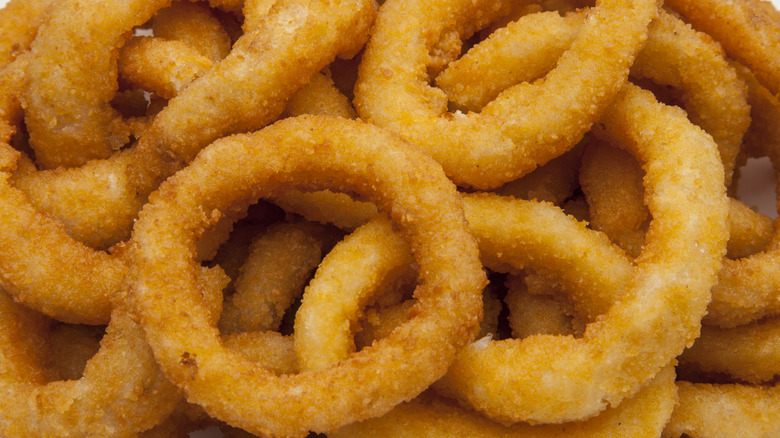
[0,0,778,434]
[129,115,486,437]
[0,290,183,437]
[0,0,376,323]
[293,83,728,425]
[330,366,678,438]
[355,0,657,189]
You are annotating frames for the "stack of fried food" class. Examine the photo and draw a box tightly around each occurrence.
[1,0,778,436]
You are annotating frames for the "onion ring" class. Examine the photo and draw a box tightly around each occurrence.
[22,0,174,169]
[293,84,728,424]
[118,36,214,100]
[219,220,338,334]
[0,0,52,68]
[581,140,774,259]
[0,289,183,437]
[330,366,677,438]
[129,115,486,437]
[663,381,780,438]
[445,81,726,421]
[679,317,780,384]
[151,1,232,63]
[581,69,780,328]
[0,0,376,323]
[664,0,780,96]
[355,0,657,189]
[294,217,415,372]
[504,273,581,339]
[438,8,750,187]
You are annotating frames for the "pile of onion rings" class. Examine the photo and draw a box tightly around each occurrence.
[0,0,779,436]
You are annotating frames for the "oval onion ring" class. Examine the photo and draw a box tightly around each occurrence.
[330,366,677,438]
[129,115,486,437]
[293,84,728,424]
[0,291,182,437]
[0,0,376,323]
[355,0,657,189]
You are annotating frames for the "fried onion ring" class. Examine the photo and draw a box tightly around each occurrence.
[219,220,338,334]
[292,84,727,424]
[439,8,750,187]
[0,290,182,437]
[330,366,677,438]
[679,317,780,384]
[0,0,52,67]
[22,0,174,169]
[0,0,376,323]
[129,115,486,437]
[663,381,780,438]
[664,0,780,96]
[118,36,214,100]
[355,0,657,189]
[151,1,232,63]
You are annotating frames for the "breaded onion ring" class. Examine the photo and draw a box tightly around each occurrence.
[355,0,657,189]
[219,220,338,334]
[118,36,214,100]
[330,366,677,438]
[582,69,780,328]
[439,8,750,187]
[294,217,415,372]
[580,141,773,259]
[0,0,52,67]
[436,84,727,424]
[663,381,780,438]
[504,273,581,338]
[0,0,376,323]
[23,0,175,169]
[0,290,183,437]
[679,317,780,384]
[294,84,728,424]
[664,0,780,96]
[128,115,486,437]
[151,1,232,63]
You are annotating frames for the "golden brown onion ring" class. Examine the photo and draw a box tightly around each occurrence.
[581,140,774,260]
[282,71,358,119]
[129,115,486,437]
[330,366,677,438]
[494,142,584,205]
[0,0,53,67]
[294,84,727,424]
[16,0,375,248]
[0,0,376,323]
[294,217,414,372]
[439,84,727,424]
[664,0,780,96]
[0,290,183,437]
[504,273,580,339]
[581,77,780,328]
[118,36,214,100]
[151,1,232,63]
[663,381,780,438]
[355,0,657,189]
[705,68,780,328]
[439,8,749,187]
[22,0,174,169]
[679,317,780,384]
[218,220,338,334]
